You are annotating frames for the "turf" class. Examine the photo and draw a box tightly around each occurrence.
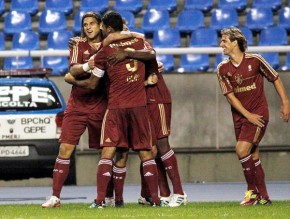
[0,201,290,219]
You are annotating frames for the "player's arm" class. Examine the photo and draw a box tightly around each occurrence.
[273,77,290,122]
[69,54,95,77]
[225,92,265,127]
[144,73,158,86]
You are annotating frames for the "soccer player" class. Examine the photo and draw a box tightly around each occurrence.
[217,27,290,206]
[41,12,107,208]
[65,11,162,208]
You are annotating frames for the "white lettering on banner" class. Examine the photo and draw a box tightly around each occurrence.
[0,101,37,107]
[21,117,51,125]
[24,126,46,133]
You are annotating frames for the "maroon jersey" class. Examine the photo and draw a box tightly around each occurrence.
[217,53,279,122]
[145,59,171,104]
[67,38,107,113]
[93,37,147,109]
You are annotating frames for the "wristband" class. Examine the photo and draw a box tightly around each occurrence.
[92,67,105,78]
[82,62,90,72]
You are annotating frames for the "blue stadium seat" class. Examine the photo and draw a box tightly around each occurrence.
[4,11,32,35]
[253,0,282,11]
[45,0,73,15]
[176,10,205,34]
[214,53,228,70]
[177,54,210,73]
[152,28,180,48]
[277,7,290,32]
[46,30,73,49]
[156,54,175,72]
[11,0,38,16]
[4,57,33,70]
[245,8,274,32]
[142,9,170,34]
[39,9,67,35]
[218,0,247,12]
[148,0,177,13]
[184,0,214,13]
[258,27,288,46]
[0,0,4,16]
[12,31,40,50]
[114,0,142,14]
[259,53,280,70]
[240,27,254,46]
[80,0,108,14]
[210,9,239,32]
[73,9,87,35]
[189,28,218,47]
[41,30,73,75]
[117,10,135,29]
[0,32,5,50]
[281,53,290,71]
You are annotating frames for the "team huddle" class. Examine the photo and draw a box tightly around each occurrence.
[42,11,290,208]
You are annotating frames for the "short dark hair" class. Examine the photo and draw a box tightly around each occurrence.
[102,11,123,32]
[221,27,248,52]
[81,12,102,38]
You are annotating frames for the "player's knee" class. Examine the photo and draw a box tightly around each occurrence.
[59,143,75,158]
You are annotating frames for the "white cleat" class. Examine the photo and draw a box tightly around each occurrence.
[168,193,188,207]
[105,197,115,207]
[160,196,171,206]
[41,196,61,208]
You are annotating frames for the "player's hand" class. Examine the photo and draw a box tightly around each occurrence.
[247,113,265,128]
[147,73,158,85]
[107,49,127,66]
[157,61,164,73]
[280,103,290,122]
[68,36,81,48]
[64,73,76,84]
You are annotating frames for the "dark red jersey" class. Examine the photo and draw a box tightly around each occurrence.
[217,53,279,122]
[145,59,171,104]
[93,37,147,109]
[67,38,107,113]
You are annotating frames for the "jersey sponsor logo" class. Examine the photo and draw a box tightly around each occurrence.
[234,82,256,93]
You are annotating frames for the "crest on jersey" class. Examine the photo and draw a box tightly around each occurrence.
[248,65,252,71]
[235,74,243,85]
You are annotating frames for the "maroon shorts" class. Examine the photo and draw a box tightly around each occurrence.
[147,103,171,139]
[100,107,153,150]
[234,120,268,146]
[59,112,104,149]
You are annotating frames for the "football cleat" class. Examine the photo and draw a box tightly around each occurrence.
[240,190,259,206]
[115,199,124,207]
[168,193,188,207]
[160,196,171,206]
[105,197,115,207]
[89,200,105,209]
[138,196,152,205]
[258,198,272,205]
[41,196,61,208]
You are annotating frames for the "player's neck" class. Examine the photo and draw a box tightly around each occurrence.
[230,51,244,66]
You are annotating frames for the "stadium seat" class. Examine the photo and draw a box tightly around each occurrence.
[114,0,142,14]
[277,7,290,32]
[189,28,218,47]
[80,0,108,14]
[45,0,73,15]
[218,0,247,12]
[245,8,274,32]
[142,9,170,34]
[117,10,135,29]
[152,28,180,48]
[4,11,32,35]
[12,31,40,50]
[176,9,205,34]
[0,0,4,16]
[184,0,214,13]
[73,9,87,35]
[214,53,228,70]
[148,0,177,13]
[0,32,5,50]
[42,57,69,76]
[46,30,73,49]
[38,9,67,35]
[259,52,280,70]
[253,0,282,11]
[177,54,210,73]
[210,9,239,32]
[240,27,254,46]
[258,27,288,46]
[156,54,175,72]
[11,0,38,16]
[4,57,33,70]
[281,53,290,71]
